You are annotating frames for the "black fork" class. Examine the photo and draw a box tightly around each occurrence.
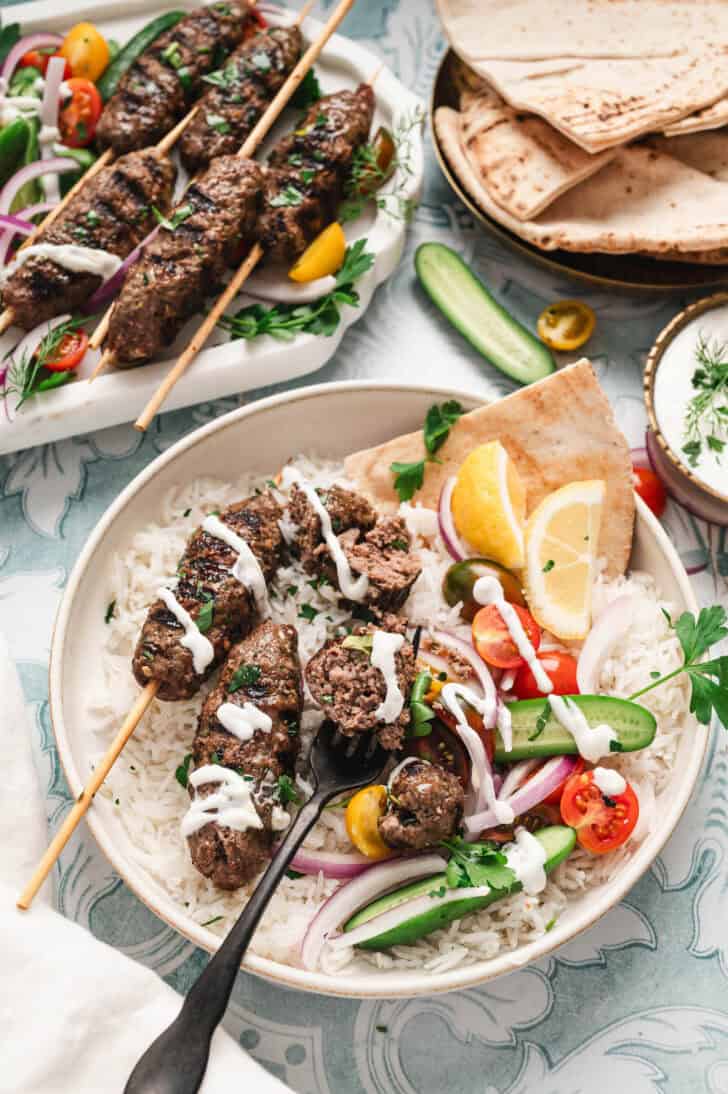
[124,723,388,1094]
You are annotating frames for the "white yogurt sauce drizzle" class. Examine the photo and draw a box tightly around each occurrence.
[157,586,214,675]
[592,766,627,797]
[506,827,547,894]
[202,513,269,617]
[181,765,262,837]
[216,701,272,743]
[473,576,553,694]
[440,682,514,824]
[281,468,369,601]
[548,694,616,764]
[372,631,405,722]
[0,243,122,285]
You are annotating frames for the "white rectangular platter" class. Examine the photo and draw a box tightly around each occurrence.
[0,0,423,454]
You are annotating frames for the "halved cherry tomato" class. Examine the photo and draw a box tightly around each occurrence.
[560,769,639,854]
[345,785,391,860]
[59,22,110,82]
[438,706,495,764]
[43,329,89,373]
[356,126,396,196]
[20,50,73,79]
[632,465,666,518]
[59,78,102,148]
[405,717,471,788]
[472,603,541,670]
[512,651,579,700]
[243,9,268,38]
[537,300,595,351]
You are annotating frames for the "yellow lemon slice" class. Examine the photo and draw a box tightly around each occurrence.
[289,222,347,283]
[451,441,526,569]
[524,479,605,639]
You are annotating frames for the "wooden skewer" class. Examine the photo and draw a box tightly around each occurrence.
[133,0,356,427]
[17,681,159,910]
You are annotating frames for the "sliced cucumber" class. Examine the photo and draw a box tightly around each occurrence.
[344,826,575,950]
[414,242,555,385]
[496,695,656,762]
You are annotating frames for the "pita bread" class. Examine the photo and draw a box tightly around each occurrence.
[663,96,728,137]
[436,106,728,255]
[650,130,728,181]
[436,0,728,152]
[344,360,635,577]
[457,86,615,220]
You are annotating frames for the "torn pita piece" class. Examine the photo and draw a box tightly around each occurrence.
[345,360,635,577]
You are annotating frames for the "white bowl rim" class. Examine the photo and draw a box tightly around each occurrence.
[49,379,709,998]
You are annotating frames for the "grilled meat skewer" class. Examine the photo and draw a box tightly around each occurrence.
[180,25,303,173]
[1,150,176,329]
[133,490,283,701]
[96,2,253,155]
[186,620,303,889]
[107,156,264,366]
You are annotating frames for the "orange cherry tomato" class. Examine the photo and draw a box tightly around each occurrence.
[560,769,639,854]
[472,603,541,670]
[345,785,391,860]
[632,465,666,518]
[537,300,595,351]
[20,50,73,79]
[512,651,579,700]
[59,77,102,147]
[43,329,89,372]
[59,22,110,82]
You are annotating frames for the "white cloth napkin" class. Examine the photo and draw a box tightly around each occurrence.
[0,633,288,1094]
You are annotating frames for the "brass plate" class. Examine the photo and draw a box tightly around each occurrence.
[431,50,728,295]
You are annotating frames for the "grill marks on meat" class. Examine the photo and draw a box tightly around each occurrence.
[96,3,251,154]
[259,84,375,263]
[108,157,263,364]
[180,26,303,173]
[379,761,464,850]
[2,150,176,329]
[287,484,421,617]
[188,621,302,888]
[305,619,415,751]
[132,491,283,700]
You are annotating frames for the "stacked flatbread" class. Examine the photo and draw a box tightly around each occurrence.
[434,0,728,262]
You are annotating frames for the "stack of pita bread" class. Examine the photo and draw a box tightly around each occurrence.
[434,0,728,263]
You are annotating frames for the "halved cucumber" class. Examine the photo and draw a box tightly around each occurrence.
[344,826,576,950]
[415,242,555,385]
[496,695,656,762]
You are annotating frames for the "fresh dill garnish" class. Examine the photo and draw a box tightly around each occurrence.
[2,316,87,409]
[681,332,728,468]
[340,107,423,224]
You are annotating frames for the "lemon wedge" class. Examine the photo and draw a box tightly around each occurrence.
[524,479,605,639]
[289,222,346,283]
[451,441,526,569]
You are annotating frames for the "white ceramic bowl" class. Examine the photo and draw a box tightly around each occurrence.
[50,382,707,998]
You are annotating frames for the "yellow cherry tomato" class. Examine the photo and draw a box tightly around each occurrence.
[537,300,596,351]
[60,23,110,83]
[289,222,347,283]
[345,785,391,860]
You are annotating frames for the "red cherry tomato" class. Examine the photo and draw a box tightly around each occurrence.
[59,77,102,147]
[560,769,639,854]
[42,329,89,372]
[512,651,579,700]
[20,50,73,79]
[542,756,586,805]
[405,718,470,789]
[632,465,666,518]
[437,705,495,764]
[472,603,541,670]
[243,9,268,38]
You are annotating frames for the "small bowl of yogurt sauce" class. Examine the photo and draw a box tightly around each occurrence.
[644,292,728,525]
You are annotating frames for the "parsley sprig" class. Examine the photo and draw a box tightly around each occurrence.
[681,333,728,469]
[441,837,516,892]
[290,68,322,110]
[276,774,300,805]
[390,399,464,502]
[219,240,374,343]
[629,605,728,726]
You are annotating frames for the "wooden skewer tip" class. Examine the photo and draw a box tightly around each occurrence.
[87,347,116,383]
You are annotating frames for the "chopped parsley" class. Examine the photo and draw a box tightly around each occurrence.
[298,603,318,622]
[441,837,516,893]
[183,508,191,517]
[528,702,551,741]
[153,203,194,232]
[290,68,322,109]
[196,598,215,634]
[542,559,555,573]
[390,460,425,503]
[160,41,183,69]
[288,152,303,167]
[203,63,237,90]
[86,209,100,227]
[286,869,304,880]
[175,754,192,788]
[201,915,223,927]
[104,600,116,624]
[389,538,409,551]
[429,886,447,899]
[269,184,305,208]
[545,916,557,932]
[277,774,300,805]
[206,112,231,135]
[228,663,261,692]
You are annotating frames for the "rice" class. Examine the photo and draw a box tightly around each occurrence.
[90,456,692,976]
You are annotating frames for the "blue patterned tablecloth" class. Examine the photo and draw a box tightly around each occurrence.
[2,2,728,1091]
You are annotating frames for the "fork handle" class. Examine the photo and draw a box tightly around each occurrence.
[124,791,328,1094]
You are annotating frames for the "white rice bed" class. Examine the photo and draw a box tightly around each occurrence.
[90,456,692,977]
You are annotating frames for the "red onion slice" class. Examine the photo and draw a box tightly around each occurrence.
[630,446,649,470]
[437,476,470,561]
[432,630,496,723]
[329,884,492,950]
[497,758,541,801]
[464,755,577,835]
[288,847,375,880]
[0,158,78,216]
[83,225,160,313]
[300,853,445,970]
[1,32,63,83]
[577,595,636,694]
